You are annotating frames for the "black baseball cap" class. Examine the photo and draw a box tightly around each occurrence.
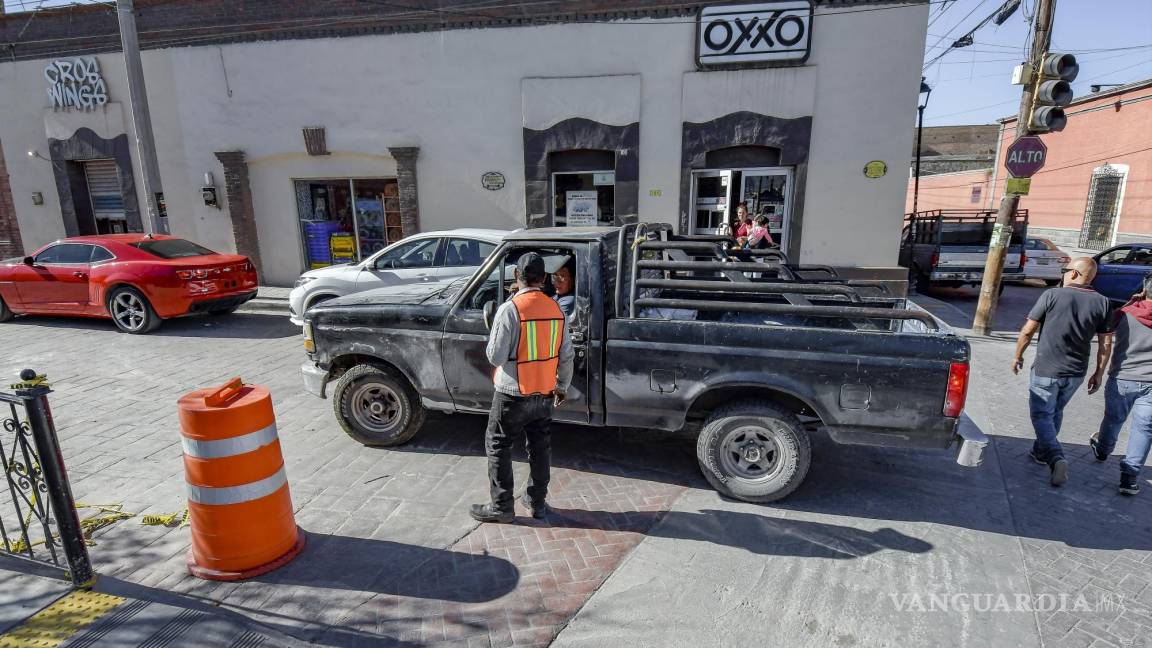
[516,252,546,284]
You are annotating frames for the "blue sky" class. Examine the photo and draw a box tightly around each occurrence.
[921,0,1152,125]
[6,0,1151,128]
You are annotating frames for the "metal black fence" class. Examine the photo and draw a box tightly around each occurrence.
[1,375,94,586]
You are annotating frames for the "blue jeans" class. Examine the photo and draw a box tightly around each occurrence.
[1029,373,1085,464]
[1095,377,1152,477]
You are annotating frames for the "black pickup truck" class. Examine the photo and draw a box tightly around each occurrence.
[302,224,986,502]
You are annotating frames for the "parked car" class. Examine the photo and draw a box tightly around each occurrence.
[0,234,257,334]
[1092,243,1152,304]
[289,229,506,325]
[900,209,1028,292]
[1022,237,1071,286]
[301,224,983,503]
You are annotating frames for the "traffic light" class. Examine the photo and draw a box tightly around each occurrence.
[1029,52,1078,132]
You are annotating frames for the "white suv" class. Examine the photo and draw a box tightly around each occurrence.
[289,229,506,324]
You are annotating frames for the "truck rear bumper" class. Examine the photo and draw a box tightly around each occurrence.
[953,418,989,468]
[302,361,329,399]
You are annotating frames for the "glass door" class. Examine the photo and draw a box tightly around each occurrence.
[741,168,793,250]
[691,170,731,235]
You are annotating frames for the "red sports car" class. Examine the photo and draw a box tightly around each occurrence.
[0,234,257,334]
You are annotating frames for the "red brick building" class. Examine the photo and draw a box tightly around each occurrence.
[908,78,1152,251]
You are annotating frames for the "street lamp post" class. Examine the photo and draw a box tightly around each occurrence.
[912,78,933,215]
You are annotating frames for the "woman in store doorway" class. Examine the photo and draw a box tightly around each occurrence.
[748,215,775,250]
[733,203,753,239]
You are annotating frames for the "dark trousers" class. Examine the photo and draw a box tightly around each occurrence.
[486,392,553,513]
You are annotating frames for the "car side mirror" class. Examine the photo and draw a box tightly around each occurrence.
[483,301,497,331]
[22,256,35,266]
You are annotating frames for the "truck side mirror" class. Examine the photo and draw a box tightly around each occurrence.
[483,301,496,331]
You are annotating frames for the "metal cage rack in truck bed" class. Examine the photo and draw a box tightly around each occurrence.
[303,222,985,503]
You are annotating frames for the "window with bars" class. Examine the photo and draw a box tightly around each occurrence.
[1079,165,1127,250]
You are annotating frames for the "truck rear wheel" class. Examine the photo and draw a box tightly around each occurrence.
[696,402,811,503]
[334,364,426,446]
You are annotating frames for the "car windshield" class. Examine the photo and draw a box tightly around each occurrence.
[130,239,217,259]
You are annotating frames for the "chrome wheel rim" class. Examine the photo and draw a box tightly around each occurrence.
[718,425,786,483]
[111,292,147,331]
[350,382,403,434]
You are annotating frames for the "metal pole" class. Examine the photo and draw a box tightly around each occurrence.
[913,103,926,215]
[116,0,168,235]
[17,383,95,587]
[972,0,1056,335]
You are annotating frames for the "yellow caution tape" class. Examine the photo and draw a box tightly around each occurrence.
[140,509,188,528]
[9,373,50,390]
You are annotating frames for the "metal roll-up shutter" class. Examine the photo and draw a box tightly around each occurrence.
[83,159,126,224]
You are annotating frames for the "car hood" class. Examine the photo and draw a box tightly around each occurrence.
[300,263,359,279]
[318,280,452,308]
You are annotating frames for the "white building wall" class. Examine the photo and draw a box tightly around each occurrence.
[0,5,928,286]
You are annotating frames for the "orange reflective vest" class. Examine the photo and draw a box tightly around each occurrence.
[511,291,566,396]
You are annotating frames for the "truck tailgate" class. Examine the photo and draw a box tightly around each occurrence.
[938,247,1022,270]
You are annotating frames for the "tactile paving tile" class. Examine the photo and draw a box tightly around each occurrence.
[0,590,124,648]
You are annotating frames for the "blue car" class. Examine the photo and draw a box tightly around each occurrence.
[1092,243,1152,304]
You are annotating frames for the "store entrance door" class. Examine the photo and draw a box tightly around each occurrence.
[552,171,615,227]
[295,178,402,270]
[690,167,793,249]
[82,159,132,235]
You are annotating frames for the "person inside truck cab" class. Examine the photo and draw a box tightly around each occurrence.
[551,258,576,319]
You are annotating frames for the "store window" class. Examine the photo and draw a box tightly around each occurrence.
[549,150,616,227]
[295,178,403,269]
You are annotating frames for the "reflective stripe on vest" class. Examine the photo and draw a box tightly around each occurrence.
[187,467,287,505]
[512,291,565,396]
[181,423,278,459]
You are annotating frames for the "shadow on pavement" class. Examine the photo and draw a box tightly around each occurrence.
[778,432,1152,552]
[256,531,519,603]
[2,312,299,340]
[911,283,1046,335]
[399,411,706,489]
[539,508,933,560]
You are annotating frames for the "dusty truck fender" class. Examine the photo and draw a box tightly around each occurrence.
[679,371,834,429]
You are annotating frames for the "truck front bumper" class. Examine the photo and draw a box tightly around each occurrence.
[302,361,329,399]
[954,418,989,468]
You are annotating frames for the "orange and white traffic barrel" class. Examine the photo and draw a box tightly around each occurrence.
[178,378,305,581]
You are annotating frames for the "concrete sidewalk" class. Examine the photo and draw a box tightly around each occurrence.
[0,560,308,647]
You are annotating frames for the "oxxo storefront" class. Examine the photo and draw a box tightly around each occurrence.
[0,0,927,287]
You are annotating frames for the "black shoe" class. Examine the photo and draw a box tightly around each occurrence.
[469,504,514,524]
[520,494,551,520]
[1050,459,1069,487]
[1028,450,1047,466]
[1089,437,1109,462]
[1120,474,1141,496]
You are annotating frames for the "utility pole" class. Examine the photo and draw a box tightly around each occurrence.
[116,0,169,235]
[971,0,1057,335]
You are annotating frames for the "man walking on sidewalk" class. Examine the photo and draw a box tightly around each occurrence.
[1012,257,1113,486]
[1091,285,1152,495]
[471,252,574,524]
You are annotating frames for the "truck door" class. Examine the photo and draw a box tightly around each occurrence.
[441,244,591,423]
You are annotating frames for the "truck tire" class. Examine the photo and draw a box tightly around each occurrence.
[334,364,426,447]
[696,401,811,503]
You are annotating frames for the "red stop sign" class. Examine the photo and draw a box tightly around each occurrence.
[1005,136,1047,178]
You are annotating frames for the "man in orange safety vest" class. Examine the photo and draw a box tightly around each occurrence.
[470,252,574,524]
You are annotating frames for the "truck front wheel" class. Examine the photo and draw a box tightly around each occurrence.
[333,364,426,446]
[696,402,811,503]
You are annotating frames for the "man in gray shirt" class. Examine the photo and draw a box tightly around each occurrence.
[471,252,574,524]
[1092,285,1152,495]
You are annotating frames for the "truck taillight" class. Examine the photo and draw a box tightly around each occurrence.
[944,362,969,418]
[1059,256,1070,264]
[931,252,939,267]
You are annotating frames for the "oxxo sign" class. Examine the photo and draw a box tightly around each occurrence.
[44,57,108,110]
[697,1,814,67]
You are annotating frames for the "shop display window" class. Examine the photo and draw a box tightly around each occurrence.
[295,178,402,269]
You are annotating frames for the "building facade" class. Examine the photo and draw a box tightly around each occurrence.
[0,0,929,286]
[988,79,1152,251]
